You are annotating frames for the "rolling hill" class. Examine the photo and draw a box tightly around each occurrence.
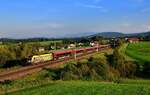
[88,31,150,38]
[0,32,150,40]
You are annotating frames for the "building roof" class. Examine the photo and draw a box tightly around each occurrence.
[127,38,139,41]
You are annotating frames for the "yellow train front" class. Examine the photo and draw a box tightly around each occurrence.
[29,53,53,64]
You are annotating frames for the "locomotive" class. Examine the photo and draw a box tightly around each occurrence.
[28,53,53,63]
[28,45,110,64]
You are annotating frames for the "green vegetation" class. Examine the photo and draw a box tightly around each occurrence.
[0,40,64,69]
[0,47,149,95]
[28,48,136,81]
[38,50,128,81]
[0,39,150,95]
[0,45,17,67]
[0,46,141,94]
[0,50,112,93]
[126,42,150,63]
[27,40,63,46]
[120,79,150,85]
[0,43,39,68]
[118,44,134,61]
[112,48,137,78]
[117,42,150,77]
[7,81,150,95]
[144,34,150,41]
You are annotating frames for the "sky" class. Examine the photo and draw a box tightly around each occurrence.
[0,0,150,38]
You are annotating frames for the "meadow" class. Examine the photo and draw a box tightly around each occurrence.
[27,40,63,46]
[7,81,150,95]
[125,42,150,63]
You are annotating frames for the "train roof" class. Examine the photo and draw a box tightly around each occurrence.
[52,45,109,55]
[54,50,73,55]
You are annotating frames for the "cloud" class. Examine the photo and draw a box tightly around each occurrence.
[46,23,64,28]
[141,7,150,13]
[116,23,150,33]
[93,0,102,3]
[90,21,149,33]
[142,24,150,31]
[119,21,133,27]
[29,23,65,29]
[0,22,66,38]
[131,0,145,3]
[76,2,108,12]
[121,23,131,27]
[77,3,103,9]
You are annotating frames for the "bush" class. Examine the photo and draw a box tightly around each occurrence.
[113,48,137,78]
[44,53,121,81]
[39,49,137,82]
[0,46,16,68]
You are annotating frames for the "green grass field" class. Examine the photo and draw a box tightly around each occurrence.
[125,42,150,63]
[7,81,150,95]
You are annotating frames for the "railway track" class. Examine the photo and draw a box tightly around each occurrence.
[0,58,72,81]
[0,49,109,82]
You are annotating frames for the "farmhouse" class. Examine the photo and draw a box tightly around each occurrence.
[90,41,98,47]
[127,38,140,43]
[0,41,2,44]
[68,44,76,49]
[38,47,45,52]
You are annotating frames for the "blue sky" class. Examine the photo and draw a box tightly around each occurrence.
[0,0,150,38]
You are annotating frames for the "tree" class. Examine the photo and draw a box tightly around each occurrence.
[144,34,150,41]
[21,44,33,59]
[90,36,103,44]
[112,48,137,77]
[0,45,16,67]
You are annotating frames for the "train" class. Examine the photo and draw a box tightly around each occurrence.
[28,45,110,64]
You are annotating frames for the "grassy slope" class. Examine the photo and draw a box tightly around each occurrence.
[119,43,135,61]
[126,42,150,63]
[8,81,150,95]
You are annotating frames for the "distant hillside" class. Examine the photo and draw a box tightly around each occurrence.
[1,32,150,41]
[89,31,150,38]
[127,32,150,37]
[67,32,95,38]
[89,32,125,38]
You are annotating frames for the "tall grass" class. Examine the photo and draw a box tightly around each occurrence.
[8,81,150,95]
